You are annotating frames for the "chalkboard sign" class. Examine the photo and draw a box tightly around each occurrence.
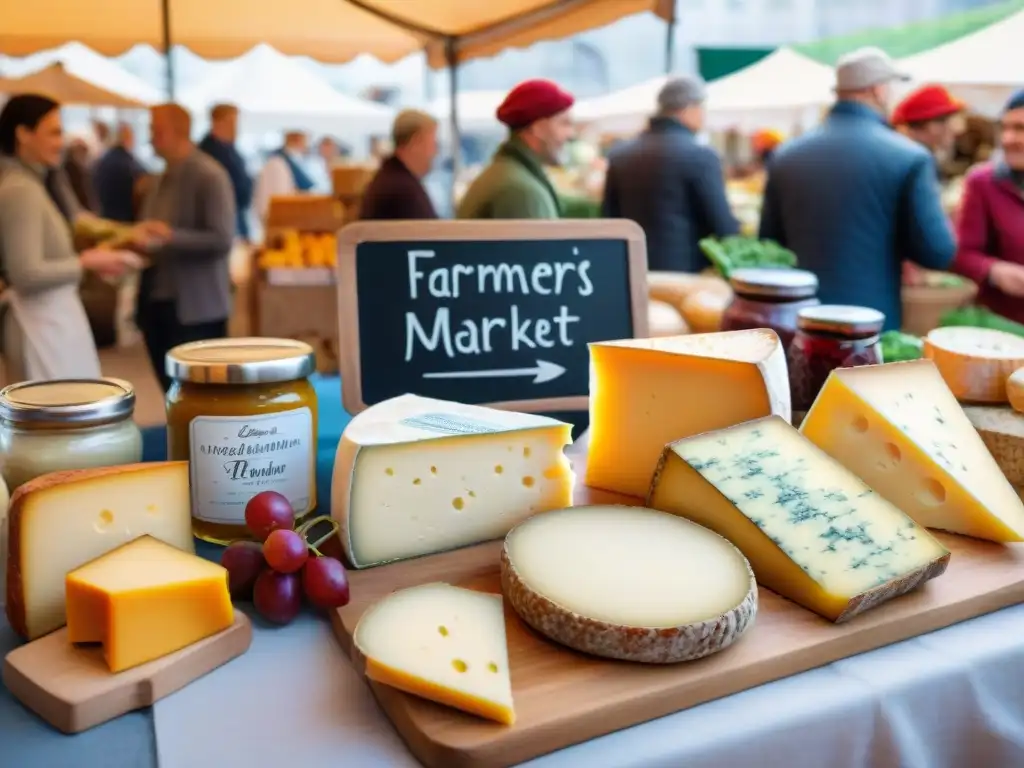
[336,220,648,414]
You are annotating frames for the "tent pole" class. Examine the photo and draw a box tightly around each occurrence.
[446,38,460,213]
[161,0,175,99]
[664,15,676,74]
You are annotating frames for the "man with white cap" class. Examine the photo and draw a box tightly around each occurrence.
[759,47,955,331]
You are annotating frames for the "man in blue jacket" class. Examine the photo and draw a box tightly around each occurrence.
[759,48,955,331]
[198,104,252,241]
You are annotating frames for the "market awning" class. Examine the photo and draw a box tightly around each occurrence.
[0,62,150,108]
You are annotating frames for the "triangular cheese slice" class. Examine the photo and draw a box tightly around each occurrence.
[801,360,1024,542]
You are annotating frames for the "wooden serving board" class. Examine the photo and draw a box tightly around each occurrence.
[3,613,252,734]
[331,445,1024,768]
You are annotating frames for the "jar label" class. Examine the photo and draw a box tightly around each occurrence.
[188,408,314,525]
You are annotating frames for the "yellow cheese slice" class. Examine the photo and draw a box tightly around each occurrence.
[66,536,234,673]
[801,360,1024,542]
[354,583,515,725]
[587,329,790,498]
[332,394,574,569]
[648,416,950,623]
[1007,367,1024,414]
[923,326,1024,403]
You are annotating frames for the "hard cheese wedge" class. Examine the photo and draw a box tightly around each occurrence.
[647,416,950,623]
[923,326,1024,403]
[332,394,574,569]
[587,329,790,498]
[354,582,515,725]
[801,360,1024,542]
[501,505,756,663]
[66,536,233,673]
[6,462,195,640]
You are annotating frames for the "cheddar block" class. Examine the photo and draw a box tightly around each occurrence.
[964,406,1024,487]
[1007,367,1024,415]
[6,462,194,640]
[332,394,574,569]
[648,416,950,623]
[923,326,1024,403]
[501,506,756,663]
[801,361,1024,542]
[354,583,515,725]
[587,330,790,498]
[66,536,233,673]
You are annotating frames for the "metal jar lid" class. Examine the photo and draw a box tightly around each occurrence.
[729,268,818,299]
[0,378,136,426]
[166,337,317,385]
[797,305,886,336]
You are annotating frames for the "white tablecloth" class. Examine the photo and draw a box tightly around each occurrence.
[154,604,1024,768]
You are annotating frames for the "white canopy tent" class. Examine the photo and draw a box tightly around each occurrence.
[897,10,1024,117]
[426,90,507,133]
[575,48,835,135]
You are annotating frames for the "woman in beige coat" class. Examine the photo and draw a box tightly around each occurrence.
[0,94,143,382]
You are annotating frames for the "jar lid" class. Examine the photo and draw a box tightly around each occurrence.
[166,337,317,385]
[0,378,136,426]
[797,305,886,335]
[729,268,818,299]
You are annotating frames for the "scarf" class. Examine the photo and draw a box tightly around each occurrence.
[495,136,562,216]
[273,148,315,192]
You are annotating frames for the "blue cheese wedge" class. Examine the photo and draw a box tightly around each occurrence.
[647,416,950,623]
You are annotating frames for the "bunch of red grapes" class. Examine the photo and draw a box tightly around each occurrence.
[221,491,351,625]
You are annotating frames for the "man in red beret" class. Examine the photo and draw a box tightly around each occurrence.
[457,79,575,219]
[891,84,963,161]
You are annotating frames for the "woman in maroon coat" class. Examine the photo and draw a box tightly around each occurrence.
[953,89,1024,323]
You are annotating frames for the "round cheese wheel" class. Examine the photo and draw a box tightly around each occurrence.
[501,505,756,664]
[647,300,689,337]
[647,272,730,310]
[1008,367,1024,415]
[923,326,1024,403]
[680,289,729,334]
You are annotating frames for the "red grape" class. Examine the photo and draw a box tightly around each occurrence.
[263,529,308,574]
[220,541,265,600]
[244,491,295,541]
[302,556,350,609]
[253,568,302,625]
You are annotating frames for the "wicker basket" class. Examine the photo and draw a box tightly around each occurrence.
[900,282,978,336]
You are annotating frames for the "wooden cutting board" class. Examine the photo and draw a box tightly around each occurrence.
[3,612,252,734]
[332,443,1024,768]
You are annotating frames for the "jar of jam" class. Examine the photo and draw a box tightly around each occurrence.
[788,305,885,415]
[720,268,820,348]
[165,338,318,545]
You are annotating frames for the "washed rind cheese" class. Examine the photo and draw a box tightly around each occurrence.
[801,360,1024,542]
[586,329,791,498]
[353,582,515,725]
[923,326,1024,403]
[6,462,194,640]
[1007,367,1024,415]
[647,416,950,623]
[964,405,1024,487]
[65,535,233,673]
[501,505,756,663]
[332,394,574,569]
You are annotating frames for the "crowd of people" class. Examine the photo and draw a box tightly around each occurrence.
[0,44,1021,390]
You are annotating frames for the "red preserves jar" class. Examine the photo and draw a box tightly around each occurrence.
[720,268,820,349]
[788,305,885,415]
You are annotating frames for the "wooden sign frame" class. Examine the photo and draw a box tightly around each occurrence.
[336,219,649,415]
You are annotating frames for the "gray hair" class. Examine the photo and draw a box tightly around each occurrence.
[657,76,707,115]
[392,109,437,148]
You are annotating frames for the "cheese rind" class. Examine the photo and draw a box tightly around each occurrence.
[353,582,515,725]
[6,462,195,640]
[332,394,574,569]
[648,416,950,623]
[964,405,1024,487]
[586,330,791,498]
[66,536,233,673]
[923,326,1024,403]
[501,505,756,663]
[801,360,1024,542]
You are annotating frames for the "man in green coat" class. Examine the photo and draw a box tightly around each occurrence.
[457,79,575,220]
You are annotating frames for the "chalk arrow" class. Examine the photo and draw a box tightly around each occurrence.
[422,359,566,384]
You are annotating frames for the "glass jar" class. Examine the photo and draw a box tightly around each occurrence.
[720,268,820,349]
[788,305,885,415]
[166,337,318,545]
[0,378,142,492]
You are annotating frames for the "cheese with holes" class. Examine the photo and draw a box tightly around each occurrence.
[648,416,949,623]
[964,405,1024,487]
[332,394,574,569]
[501,505,756,663]
[354,582,514,725]
[923,326,1024,403]
[801,361,1024,542]
[587,330,790,498]
[1007,367,1024,414]
[66,536,233,672]
[6,462,194,640]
